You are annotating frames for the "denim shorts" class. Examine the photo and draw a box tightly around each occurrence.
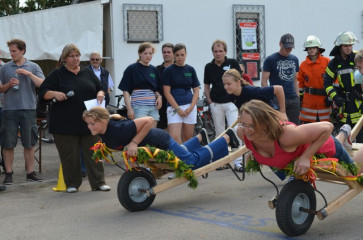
[333,136,354,164]
[0,110,38,148]
[132,105,160,121]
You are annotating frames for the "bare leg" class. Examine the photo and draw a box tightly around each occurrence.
[3,148,14,173]
[168,123,183,144]
[24,147,35,174]
[181,123,194,142]
[336,131,345,144]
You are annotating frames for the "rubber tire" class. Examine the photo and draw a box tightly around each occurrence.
[117,168,156,212]
[275,179,316,236]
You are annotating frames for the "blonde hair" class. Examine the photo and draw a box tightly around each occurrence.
[211,39,227,52]
[61,43,81,63]
[355,49,363,65]
[239,100,285,140]
[137,42,155,62]
[83,106,110,122]
[222,69,250,86]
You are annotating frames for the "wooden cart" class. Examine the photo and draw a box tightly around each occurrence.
[114,118,363,237]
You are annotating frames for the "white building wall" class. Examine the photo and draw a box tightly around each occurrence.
[109,0,363,95]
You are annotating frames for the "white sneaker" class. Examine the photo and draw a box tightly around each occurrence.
[168,173,176,180]
[339,124,352,151]
[96,185,111,191]
[66,187,77,193]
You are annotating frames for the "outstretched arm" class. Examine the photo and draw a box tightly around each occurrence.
[273,85,286,114]
[279,122,333,175]
[125,117,154,156]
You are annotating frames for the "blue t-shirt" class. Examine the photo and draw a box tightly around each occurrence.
[119,62,161,94]
[228,85,275,109]
[162,64,200,106]
[263,52,299,99]
[100,119,170,150]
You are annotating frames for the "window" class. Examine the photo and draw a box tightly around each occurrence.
[123,4,163,43]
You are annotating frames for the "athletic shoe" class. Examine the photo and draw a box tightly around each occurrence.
[0,185,6,191]
[93,185,111,191]
[3,172,13,185]
[67,187,78,193]
[26,172,42,182]
[234,164,244,172]
[168,173,176,180]
[226,129,240,149]
[339,124,352,151]
[199,128,210,146]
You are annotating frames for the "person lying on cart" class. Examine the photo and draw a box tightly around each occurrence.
[83,106,240,169]
[237,99,363,176]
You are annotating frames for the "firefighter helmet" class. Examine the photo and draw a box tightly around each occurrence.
[303,35,325,53]
[334,31,359,46]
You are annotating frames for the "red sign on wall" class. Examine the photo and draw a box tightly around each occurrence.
[242,53,260,60]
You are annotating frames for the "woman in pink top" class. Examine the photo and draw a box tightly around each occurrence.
[237,99,363,176]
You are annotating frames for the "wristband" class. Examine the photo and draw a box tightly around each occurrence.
[131,140,138,145]
[175,107,180,112]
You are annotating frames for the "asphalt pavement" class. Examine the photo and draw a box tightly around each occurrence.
[1,140,363,239]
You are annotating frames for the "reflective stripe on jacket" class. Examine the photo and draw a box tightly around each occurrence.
[323,52,362,124]
[298,54,331,122]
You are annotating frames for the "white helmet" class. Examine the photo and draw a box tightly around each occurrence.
[304,35,325,53]
[334,31,359,46]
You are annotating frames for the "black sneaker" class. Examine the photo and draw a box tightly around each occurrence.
[226,129,240,149]
[199,128,210,146]
[26,172,42,182]
[0,185,5,191]
[3,172,13,185]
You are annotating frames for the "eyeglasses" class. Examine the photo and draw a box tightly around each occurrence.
[239,123,254,131]
[67,54,80,59]
[91,58,100,61]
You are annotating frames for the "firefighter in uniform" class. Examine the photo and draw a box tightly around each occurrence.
[298,35,331,123]
[324,31,363,142]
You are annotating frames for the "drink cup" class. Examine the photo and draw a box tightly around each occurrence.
[13,73,19,90]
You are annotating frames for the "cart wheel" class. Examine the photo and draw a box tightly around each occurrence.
[275,179,316,236]
[117,168,156,212]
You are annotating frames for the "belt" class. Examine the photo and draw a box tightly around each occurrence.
[304,87,326,96]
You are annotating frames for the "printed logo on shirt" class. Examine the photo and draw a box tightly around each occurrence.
[184,73,192,77]
[277,60,296,82]
[223,65,231,71]
[150,73,155,78]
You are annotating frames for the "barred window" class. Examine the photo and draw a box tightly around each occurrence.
[123,4,163,43]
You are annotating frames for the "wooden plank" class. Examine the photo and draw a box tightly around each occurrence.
[351,115,363,141]
[152,146,248,195]
[317,183,363,220]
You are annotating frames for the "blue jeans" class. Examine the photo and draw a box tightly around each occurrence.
[333,136,354,164]
[168,137,229,169]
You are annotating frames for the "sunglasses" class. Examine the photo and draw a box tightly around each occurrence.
[91,58,100,61]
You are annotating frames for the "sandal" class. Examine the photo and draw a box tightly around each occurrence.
[216,164,230,170]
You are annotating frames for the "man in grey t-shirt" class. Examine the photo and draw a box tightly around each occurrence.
[0,39,44,185]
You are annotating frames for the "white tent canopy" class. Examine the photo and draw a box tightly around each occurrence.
[0,1,103,61]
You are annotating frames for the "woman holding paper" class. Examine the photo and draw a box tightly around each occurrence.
[38,43,110,193]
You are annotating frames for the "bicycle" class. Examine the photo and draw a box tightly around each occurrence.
[194,97,216,141]
[106,94,128,117]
